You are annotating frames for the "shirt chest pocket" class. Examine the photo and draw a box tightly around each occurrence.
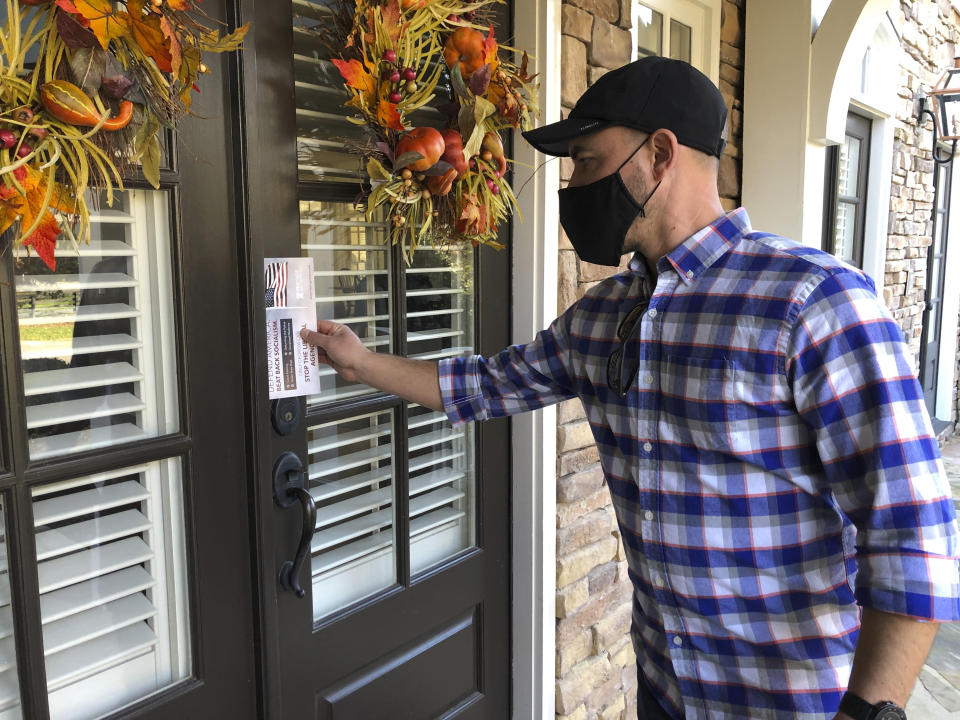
[661,355,740,452]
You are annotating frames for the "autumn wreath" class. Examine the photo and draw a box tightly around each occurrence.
[317,0,538,260]
[0,0,248,271]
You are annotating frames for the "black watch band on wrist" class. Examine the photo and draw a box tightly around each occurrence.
[838,692,907,720]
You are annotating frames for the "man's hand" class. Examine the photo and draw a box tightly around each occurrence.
[300,320,370,383]
[300,320,445,411]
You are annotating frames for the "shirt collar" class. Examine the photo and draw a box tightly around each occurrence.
[628,208,752,286]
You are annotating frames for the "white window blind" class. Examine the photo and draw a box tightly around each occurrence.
[406,248,476,573]
[292,0,479,617]
[15,191,179,461]
[293,0,366,185]
[300,201,393,406]
[0,499,23,720]
[310,411,397,621]
[33,460,190,720]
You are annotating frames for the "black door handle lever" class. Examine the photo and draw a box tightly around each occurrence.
[272,452,317,599]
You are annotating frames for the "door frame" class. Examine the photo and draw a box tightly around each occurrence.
[510,1,562,718]
[232,0,522,715]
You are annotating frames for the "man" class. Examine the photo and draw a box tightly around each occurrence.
[301,58,960,719]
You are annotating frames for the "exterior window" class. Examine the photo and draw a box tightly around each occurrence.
[632,0,715,68]
[293,0,478,623]
[823,112,871,267]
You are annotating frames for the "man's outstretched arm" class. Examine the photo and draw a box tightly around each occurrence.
[300,321,443,412]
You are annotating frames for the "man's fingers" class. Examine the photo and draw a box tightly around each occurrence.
[315,318,340,334]
[300,327,330,346]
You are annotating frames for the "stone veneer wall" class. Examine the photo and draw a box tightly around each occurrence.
[553,2,745,718]
[887,0,960,438]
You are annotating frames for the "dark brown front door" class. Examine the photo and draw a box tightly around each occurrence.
[237,2,513,718]
[0,0,258,716]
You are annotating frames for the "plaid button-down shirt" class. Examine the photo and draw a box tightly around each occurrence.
[438,208,960,719]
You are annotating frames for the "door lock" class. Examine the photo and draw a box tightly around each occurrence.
[272,452,316,598]
[271,397,301,436]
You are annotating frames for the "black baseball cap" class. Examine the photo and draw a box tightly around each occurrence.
[522,57,728,158]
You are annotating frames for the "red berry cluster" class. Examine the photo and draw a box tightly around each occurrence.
[380,50,418,104]
[1,106,46,160]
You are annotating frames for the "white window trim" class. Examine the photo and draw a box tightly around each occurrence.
[511,1,561,717]
[630,0,721,84]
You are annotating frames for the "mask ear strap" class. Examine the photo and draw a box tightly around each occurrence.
[637,180,662,219]
[616,134,650,173]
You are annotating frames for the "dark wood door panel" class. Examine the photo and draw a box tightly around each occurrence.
[316,609,480,720]
[311,551,498,678]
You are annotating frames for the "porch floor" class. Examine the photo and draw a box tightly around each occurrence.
[905,436,960,718]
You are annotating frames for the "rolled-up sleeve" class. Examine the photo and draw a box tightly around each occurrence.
[438,307,579,425]
[788,268,960,621]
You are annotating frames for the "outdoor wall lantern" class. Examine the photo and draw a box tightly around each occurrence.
[920,56,960,164]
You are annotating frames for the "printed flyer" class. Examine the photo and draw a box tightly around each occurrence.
[264,257,323,399]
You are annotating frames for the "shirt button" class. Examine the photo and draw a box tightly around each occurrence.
[647,308,658,319]
[642,441,653,453]
[652,573,663,587]
[644,510,654,521]
[672,635,683,647]
[686,269,694,279]
[643,373,654,385]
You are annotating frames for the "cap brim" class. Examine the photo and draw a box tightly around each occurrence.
[521,117,613,157]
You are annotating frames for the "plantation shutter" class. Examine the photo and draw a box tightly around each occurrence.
[405,249,476,574]
[33,461,190,720]
[12,191,191,719]
[16,192,179,462]
[293,0,478,621]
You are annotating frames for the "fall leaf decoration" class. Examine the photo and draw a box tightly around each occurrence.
[0,0,249,270]
[313,0,539,260]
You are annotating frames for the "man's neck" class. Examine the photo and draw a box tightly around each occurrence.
[638,197,726,265]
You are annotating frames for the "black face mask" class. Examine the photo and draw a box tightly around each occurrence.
[558,137,661,266]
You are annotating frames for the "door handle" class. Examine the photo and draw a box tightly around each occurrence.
[272,452,317,598]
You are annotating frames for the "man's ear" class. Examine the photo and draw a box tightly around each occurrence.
[649,129,680,180]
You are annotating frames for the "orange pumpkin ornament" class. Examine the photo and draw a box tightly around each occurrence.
[40,81,133,131]
[443,27,496,80]
[395,127,445,172]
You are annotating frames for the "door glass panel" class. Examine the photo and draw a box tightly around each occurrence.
[15,190,179,461]
[636,5,663,58]
[669,19,692,63]
[301,200,393,404]
[0,498,23,720]
[32,459,191,719]
[310,411,397,621]
[293,0,361,184]
[406,247,476,572]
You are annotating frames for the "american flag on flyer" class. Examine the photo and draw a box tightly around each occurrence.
[264,261,288,308]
